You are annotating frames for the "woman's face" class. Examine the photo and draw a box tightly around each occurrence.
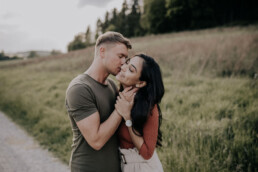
[116,56,145,88]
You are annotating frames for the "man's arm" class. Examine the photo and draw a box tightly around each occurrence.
[76,87,137,150]
[77,110,122,150]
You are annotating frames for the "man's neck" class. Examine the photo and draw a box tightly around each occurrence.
[85,60,109,84]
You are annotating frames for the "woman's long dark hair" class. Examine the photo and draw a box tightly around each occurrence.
[121,54,164,147]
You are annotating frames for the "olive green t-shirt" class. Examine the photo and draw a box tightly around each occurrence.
[65,74,120,172]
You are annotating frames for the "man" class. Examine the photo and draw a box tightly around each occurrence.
[65,32,135,172]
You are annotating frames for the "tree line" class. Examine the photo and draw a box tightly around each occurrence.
[0,51,19,61]
[67,0,258,51]
[0,50,62,61]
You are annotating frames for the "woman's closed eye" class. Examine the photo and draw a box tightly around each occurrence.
[125,58,130,64]
[129,66,134,72]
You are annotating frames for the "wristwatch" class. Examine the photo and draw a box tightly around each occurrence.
[125,120,132,127]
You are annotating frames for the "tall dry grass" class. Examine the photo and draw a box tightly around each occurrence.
[131,25,258,78]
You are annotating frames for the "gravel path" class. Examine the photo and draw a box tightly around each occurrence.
[0,111,70,172]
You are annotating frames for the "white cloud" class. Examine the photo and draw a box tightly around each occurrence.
[0,0,124,53]
[1,12,16,20]
[0,30,29,51]
[77,0,112,8]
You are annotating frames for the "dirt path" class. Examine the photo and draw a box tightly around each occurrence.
[0,111,69,172]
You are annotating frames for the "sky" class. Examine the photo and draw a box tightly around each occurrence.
[0,0,124,53]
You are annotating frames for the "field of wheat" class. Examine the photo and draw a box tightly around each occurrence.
[0,25,257,171]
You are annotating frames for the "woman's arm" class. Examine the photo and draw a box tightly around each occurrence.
[135,105,159,159]
[125,119,144,151]
[116,96,159,160]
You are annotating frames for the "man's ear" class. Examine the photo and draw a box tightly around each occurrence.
[99,46,105,58]
[136,81,147,88]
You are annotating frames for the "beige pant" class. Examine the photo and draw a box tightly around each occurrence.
[119,148,164,172]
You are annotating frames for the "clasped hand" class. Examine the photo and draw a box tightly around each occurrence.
[115,87,138,121]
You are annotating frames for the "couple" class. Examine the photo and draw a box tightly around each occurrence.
[65,31,164,172]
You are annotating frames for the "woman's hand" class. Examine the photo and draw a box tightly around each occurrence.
[121,86,138,102]
[115,92,135,121]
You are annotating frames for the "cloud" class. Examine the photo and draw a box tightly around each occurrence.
[0,0,124,52]
[0,29,56,52]
[0,30,28,52]
[0,24,18,32]
[77,0,113,8]
[1,12,17,20]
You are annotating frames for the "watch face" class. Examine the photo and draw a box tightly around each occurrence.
[125,120,132,127]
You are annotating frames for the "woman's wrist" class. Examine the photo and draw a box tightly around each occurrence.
[124,116,131,121]
[115,109,131,121]
[122,112,131,121]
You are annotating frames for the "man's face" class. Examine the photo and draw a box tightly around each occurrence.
[103,43,128,75]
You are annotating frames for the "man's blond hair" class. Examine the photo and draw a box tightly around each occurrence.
[96,31,132,49]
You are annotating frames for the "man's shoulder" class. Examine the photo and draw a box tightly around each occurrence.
[66,74,92,94]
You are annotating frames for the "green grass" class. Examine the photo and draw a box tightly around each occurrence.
[0,25,257,171]
[159,76,257,171]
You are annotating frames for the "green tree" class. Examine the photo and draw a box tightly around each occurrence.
[111,8,118,24]
[0,50,9,60]
[95,18,102,41]
[67,33,86,52]
[141,0,168,34]
[0,50,5,56]
[28,51,38,58]
[85,26,92,46]
[51,50,62,55]
[102,12,110,33]
[117,0,129,36]
[127,0,143,37]
[108,8,118,32]
[165,0,258,31]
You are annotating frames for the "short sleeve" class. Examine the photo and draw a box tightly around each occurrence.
[66,84,97,122]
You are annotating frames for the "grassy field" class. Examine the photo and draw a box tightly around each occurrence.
[0,25,257,171]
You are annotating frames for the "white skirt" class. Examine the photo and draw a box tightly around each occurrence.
[119,148,164,172]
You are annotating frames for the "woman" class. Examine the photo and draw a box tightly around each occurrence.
[115,54,164,172]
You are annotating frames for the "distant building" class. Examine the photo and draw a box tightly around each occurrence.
[6,51,57,60]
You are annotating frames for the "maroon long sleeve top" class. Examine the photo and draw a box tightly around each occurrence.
[118,105,159,160]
